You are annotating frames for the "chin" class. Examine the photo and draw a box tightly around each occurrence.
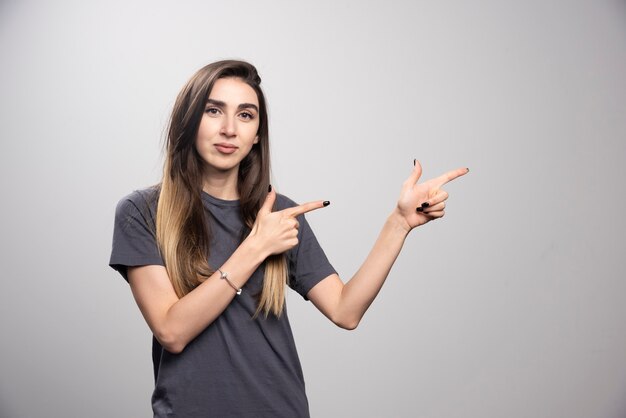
[204,160,241,173]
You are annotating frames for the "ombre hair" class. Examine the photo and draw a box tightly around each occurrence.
[156,60,287,317]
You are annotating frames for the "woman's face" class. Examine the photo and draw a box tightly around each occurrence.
[195,77,260,176]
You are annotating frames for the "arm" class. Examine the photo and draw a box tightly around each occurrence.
[128,238,265,354]
[129,189,328,354]
[308,161,469,330]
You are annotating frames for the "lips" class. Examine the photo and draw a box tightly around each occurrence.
[214,143,238,154]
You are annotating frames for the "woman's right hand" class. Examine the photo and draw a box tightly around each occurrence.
[248,188,329,258]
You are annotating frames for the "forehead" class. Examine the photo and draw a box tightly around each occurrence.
[208,77,259,106]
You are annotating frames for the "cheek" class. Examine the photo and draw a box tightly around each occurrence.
[194,135,202,152]
[195,123,216,153]
[197,118,218,138]
[248,123,261,144]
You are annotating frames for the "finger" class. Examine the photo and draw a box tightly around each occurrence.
[420,190,449,208]
[433,167,469,187]
[284,200,330,218]
[403,159,423,191]
[423,202,445,212]
[424,210,445,219]
[259,186,276,215]
[288,218,300,230]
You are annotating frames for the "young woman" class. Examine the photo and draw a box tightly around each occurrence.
[109,60,468,417]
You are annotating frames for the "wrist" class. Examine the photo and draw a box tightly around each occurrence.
[241,233,270,264]
[387,208,412,236]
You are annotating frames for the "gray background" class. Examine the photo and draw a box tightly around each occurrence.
[1,0,625,417]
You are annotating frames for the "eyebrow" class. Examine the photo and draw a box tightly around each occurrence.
[206,99,258,113]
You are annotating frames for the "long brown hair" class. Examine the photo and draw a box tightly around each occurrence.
[156,60,287,317]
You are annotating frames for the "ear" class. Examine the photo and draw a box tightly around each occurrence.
[254,135,259,144]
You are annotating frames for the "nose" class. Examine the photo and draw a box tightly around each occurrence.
[220,115,236,138]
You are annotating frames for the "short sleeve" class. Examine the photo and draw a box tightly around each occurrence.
[109,189,165,282]
[277,195,337,300]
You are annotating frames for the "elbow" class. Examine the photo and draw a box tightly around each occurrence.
[163,342,185,355]
[155,330,186,354]
[339,322,359,331]
[333,316,360,331]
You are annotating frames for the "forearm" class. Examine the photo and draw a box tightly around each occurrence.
[156,237,266,352]
[334,210,410,327]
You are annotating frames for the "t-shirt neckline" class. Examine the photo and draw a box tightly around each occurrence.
[201,191,241,207]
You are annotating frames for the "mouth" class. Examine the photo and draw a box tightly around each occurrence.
[214,143,238,154]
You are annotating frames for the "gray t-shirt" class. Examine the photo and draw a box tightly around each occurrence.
[109,186,336,418]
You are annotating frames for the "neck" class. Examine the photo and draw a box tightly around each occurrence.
[202,166,240,200]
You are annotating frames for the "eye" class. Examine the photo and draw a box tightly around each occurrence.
[239,112,254,120]
[204,107,220,115]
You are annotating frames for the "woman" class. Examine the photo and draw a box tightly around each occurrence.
[109,60,468,417]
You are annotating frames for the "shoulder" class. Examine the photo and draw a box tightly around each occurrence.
[114,185,160,219]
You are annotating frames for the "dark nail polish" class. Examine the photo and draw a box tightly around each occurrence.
[268,184,272,192]
[323,201,330,207]
[416,207,424,212]
[466,168,470,172]
[421,202,430,208]
[413,159,416,166]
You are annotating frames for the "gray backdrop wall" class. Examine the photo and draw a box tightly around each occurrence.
[1,0,625,417]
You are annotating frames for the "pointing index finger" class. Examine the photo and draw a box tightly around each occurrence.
[284,200,330,218]
[433,167,470,187]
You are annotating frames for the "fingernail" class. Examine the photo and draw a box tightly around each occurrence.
[466,168,470,172]
[416,207,424,212]
[323,201,330,207]
[413,159,416,166]
[268,184,272,192]
[421,202,430,208]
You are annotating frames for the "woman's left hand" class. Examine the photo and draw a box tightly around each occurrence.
[395,160,469,231]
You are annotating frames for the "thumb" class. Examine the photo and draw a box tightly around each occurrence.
[403,159,423,191]
[259,185,277,215]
